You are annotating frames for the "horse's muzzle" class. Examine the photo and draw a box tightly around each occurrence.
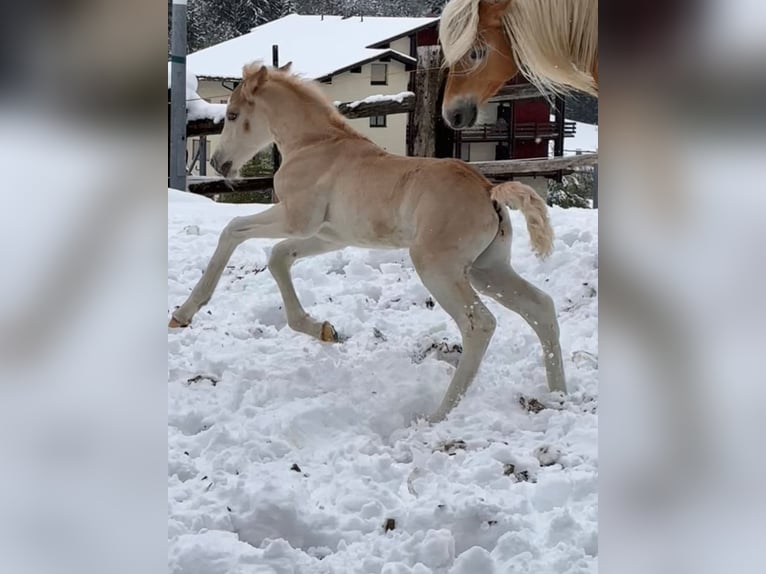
[210,154,233,178]
[443,100,478,130]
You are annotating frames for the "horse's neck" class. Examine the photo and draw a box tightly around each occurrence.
[263,85,341,156]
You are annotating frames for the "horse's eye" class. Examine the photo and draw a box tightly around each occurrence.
[226,112,239,121]
[468,47,486,62]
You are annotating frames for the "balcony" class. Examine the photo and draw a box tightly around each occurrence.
[458,121,577,143]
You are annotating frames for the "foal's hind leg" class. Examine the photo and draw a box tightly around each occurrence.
[268,237,345,342]
[411,249,497,423]
[470,235,567,394]
[170,205,291,327]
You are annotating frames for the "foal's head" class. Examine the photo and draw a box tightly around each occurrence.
[210,62,292,178]
[440,0,516,130]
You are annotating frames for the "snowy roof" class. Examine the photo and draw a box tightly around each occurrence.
[186,14,438,81]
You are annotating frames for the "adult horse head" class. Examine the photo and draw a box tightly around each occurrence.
[440,0,598,130]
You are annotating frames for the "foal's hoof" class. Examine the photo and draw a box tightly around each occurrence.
[320,322,339,343]
[168,317,188,329]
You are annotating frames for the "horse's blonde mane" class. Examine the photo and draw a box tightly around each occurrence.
[440,0,598,97]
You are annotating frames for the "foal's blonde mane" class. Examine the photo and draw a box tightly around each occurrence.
[439,0,598,97]
[243,62,363,137]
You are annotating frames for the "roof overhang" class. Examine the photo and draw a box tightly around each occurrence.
[315,50,416,82]
[365,20,439,49]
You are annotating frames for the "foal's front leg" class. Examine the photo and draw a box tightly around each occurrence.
[170,205,291,327]
[268,237,346,342]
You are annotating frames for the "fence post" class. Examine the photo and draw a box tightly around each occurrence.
[271,44,281,203]
[593,164,599,209]
[169,0,187,190]
[413,46,443,157]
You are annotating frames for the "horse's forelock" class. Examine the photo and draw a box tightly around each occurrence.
[439,0,481,66]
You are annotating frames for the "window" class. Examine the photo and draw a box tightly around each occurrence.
[350,66,362,74]
[370,115,387,128]
[370,63,388,85]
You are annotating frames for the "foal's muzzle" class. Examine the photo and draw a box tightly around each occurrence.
[443,99,478,130]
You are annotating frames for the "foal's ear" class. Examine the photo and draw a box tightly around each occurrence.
[480,0,511,27]
[241,63,270,102]
[278,61,293,73]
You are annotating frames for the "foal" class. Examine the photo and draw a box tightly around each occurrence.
[170,63,566,422]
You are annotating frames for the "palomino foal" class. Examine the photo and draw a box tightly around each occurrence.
[170,63,566,422]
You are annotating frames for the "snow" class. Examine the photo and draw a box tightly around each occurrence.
[346,91,414,109]
[186,14,436,81]
[168,63,226,123]
[565,122,598,156]
[168,190,598,573]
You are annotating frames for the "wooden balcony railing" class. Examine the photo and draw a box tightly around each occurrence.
[459,121,576,143]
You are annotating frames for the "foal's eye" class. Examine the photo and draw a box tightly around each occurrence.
[226,112,239,121]
[468,46,486,62]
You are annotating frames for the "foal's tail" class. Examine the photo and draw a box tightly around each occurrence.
[490,182,553,258]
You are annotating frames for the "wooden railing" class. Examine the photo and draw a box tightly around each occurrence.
[459,121,576,143]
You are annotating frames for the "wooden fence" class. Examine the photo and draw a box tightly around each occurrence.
[188,154,598,198]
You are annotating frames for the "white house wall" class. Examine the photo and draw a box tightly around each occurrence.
[320,60,411,156]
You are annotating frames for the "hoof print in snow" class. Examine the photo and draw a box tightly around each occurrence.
[519,396,546,414]
[436,439,467,456]
[572,350,598,369]
[383,518,396,533]
[503,463,533,482]
[183,224,200,235]
[372,327,388,341]
[186,374,219,386]
[413,340,463,366]
[534,445,562,467]
[425,297,435,309]
[290,463,302,473]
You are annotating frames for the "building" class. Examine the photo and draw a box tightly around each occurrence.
[185,14,438,174]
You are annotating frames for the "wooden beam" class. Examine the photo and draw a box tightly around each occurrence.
[489,84,545,102]
[187,93,416,138]
[187,118,225,138]
[336,94,415,119]
[470,153,597,176]
[187,176,274,198]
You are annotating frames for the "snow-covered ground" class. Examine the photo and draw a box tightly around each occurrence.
[168,190,598,574]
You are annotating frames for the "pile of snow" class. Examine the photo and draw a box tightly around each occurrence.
[168,63,226,123]
[168,190,598,573]
[345,91,414,109]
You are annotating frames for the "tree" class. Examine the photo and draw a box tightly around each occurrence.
[188,0,297,52]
